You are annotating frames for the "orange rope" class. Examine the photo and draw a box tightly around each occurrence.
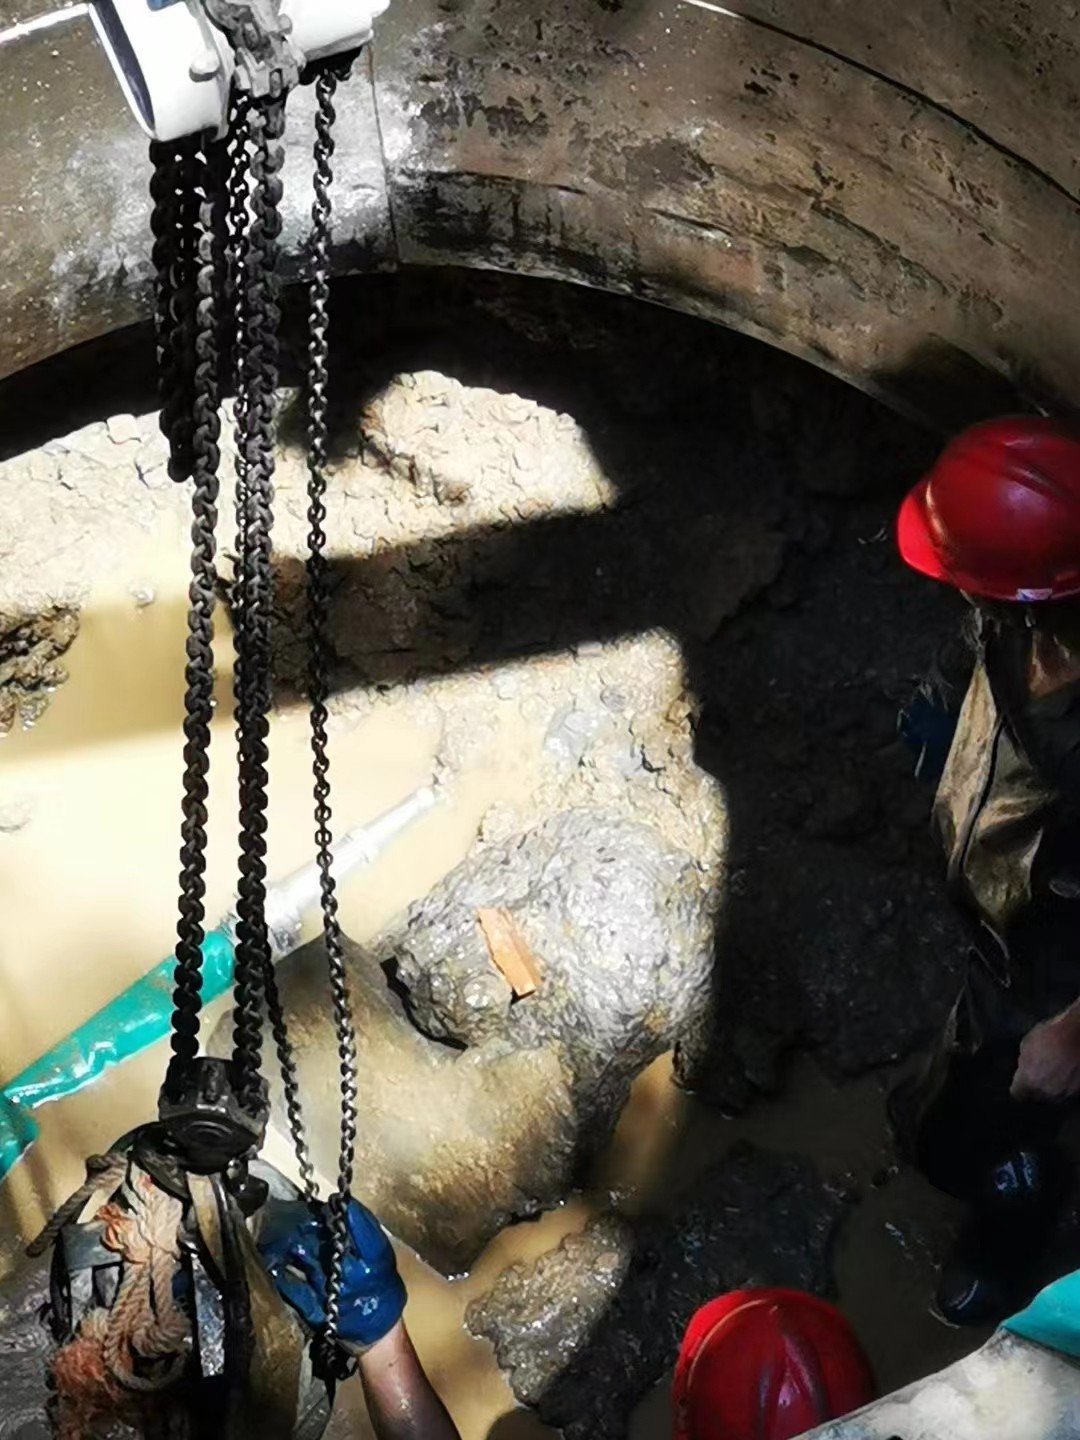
[49,1163,191,1437]
[50,1310,138,1440]
[99,1170,189,1388]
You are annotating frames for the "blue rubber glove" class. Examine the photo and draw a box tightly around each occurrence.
[259,1196,407,1351]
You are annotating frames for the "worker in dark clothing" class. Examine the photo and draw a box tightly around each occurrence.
[894,416,1080,1327]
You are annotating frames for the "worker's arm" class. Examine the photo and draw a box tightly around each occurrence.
[1012,1002,1080,1102]
[353,1320,461,1440]
[261,1193,459,1438]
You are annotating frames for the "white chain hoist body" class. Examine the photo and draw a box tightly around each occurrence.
[88,0,391,141]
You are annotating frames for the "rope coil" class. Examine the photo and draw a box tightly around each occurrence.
[36,1159,191,1439]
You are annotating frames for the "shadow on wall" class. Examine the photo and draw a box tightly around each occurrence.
[268,272,974,1105]
[0,266,1043,469]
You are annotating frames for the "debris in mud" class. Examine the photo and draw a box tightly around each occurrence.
[0,606,79,734]
[0,791,35,833]
[476,906,541,997]
[467,1145,848,1440]
[360,369,612,518]
[226,811,715,1273]
[392,809,716,1134]
[678,515,786,641]
[0,407,195,726]
[213,930,579,1275]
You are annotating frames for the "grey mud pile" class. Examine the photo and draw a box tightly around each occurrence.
[216,808,717,1278]
[467,1146,848,1440]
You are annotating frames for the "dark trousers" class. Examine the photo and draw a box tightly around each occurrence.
[900,899,1080,1202]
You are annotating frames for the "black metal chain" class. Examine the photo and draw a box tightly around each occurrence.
[223,90,253,415]
[151,45,365,1334]
[305,59,360,1360]
[161,138,228,1097]
[230,93,287,1118]
[149,138,201,483]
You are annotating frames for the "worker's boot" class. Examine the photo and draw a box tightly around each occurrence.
[935,1147,1068,1327]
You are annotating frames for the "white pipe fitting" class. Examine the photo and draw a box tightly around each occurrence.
[89,0,234,141]
[254,786,438,961]
[89,0,392,142]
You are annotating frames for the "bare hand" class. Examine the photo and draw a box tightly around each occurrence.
[1011,1012,1080,1103]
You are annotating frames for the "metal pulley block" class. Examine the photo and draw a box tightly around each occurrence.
[88,0,391,140]
[156,1057,268,1185]
[104,1057,273,1218]
[203,0,301,99]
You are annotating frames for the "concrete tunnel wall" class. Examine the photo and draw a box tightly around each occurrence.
[2,0,1079,428]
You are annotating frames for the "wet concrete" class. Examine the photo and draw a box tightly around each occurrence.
[468,1144,847,1440]
[394,808,715,1134]
[212,931,580,1277]
[207,809,714,1275]
[0,272,987,1438]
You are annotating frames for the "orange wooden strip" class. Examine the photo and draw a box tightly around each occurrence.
[476,906,541,998]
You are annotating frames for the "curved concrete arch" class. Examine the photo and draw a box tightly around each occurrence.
[2,0,1078,426]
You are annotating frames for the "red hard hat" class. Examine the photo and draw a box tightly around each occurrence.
[897,416,1080,602]
[672,1289,875,1440]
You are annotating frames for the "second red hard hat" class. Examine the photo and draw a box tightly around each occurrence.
[672,1288,874,1440]
[897,416,1080,602]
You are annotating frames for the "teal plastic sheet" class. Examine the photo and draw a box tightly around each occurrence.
[1005,1270,1080,1358]
[0,928,235,1182]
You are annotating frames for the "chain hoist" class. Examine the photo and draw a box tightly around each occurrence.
[31,3,387,1433]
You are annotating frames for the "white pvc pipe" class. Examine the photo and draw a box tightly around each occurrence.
[258,786,438,959]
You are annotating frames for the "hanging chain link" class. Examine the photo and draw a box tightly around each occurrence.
[224,90,253,425]
[157,136,229,1097]
[149,139,201,483]
[223,91,318,1189]
[305,59,360,1360]
[151,38,365,1359]
[229,93,286,1118]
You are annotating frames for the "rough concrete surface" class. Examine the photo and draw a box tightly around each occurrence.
[805,1331,1080,1440]
[392,808,715,1132]
[467,1145,847,1440]
[212,810,710,1275]
[5,0,1080,427]
[0,1252,51,1440]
